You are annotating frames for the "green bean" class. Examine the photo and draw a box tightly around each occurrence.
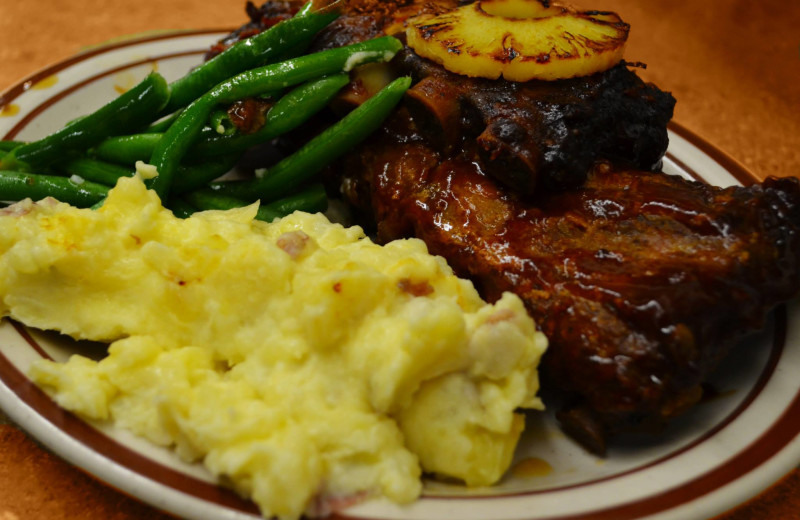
[62,157,134,186]
[145,110,183,133]
[295,1,314,17]
[162,7,339,114]
[149,36,403,199]
[1,72,170,171]
[184,183,327,222]
[210,75,411,201]
[92,129,221,164]
[91,133,164,164]
[182,190,260,217]
[165,198,197,219]
[184,188,233,209]
[192,73,350,159]
[0,141,24,152]
[259,183,328,218]
[65,114,89,127]
[172,155,239,194]
[0,171,109,206]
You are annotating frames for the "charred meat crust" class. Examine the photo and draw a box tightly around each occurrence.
[390,48,675,194]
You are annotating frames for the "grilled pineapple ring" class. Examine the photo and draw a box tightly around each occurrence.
[406,0,629,81]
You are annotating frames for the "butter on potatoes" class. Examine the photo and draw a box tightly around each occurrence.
[0,176,547,520]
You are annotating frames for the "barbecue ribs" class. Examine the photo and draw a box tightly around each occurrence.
[340,135,800,453]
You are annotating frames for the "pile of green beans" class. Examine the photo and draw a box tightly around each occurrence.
[0,4,412,222]
[149,35,403,199]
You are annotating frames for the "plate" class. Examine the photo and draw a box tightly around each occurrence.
[1,31,799,520]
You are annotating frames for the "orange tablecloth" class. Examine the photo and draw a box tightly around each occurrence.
[1,0,799,518]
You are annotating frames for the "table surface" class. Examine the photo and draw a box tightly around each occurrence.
[0,0,799,518]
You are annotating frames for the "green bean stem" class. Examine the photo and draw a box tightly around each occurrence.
[0,171,109,207]
[162,7,339,114]
[209,109,237,136]
[0,72,170,170]
[149,36,403,199]
[210,75,411,201]
[184,183,328,222]
[296,1,314,17]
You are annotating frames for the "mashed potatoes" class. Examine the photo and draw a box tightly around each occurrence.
[0,176,547,519]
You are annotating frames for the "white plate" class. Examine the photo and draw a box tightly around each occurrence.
[1,31,799,520]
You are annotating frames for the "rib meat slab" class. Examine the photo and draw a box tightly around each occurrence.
[339,130,800,452]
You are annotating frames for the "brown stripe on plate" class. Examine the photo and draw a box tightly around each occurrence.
[538,380,800,518]
[668,122,760,186]
[11,320,54,361]
[665,151,705,184]
[0,29,229,110]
